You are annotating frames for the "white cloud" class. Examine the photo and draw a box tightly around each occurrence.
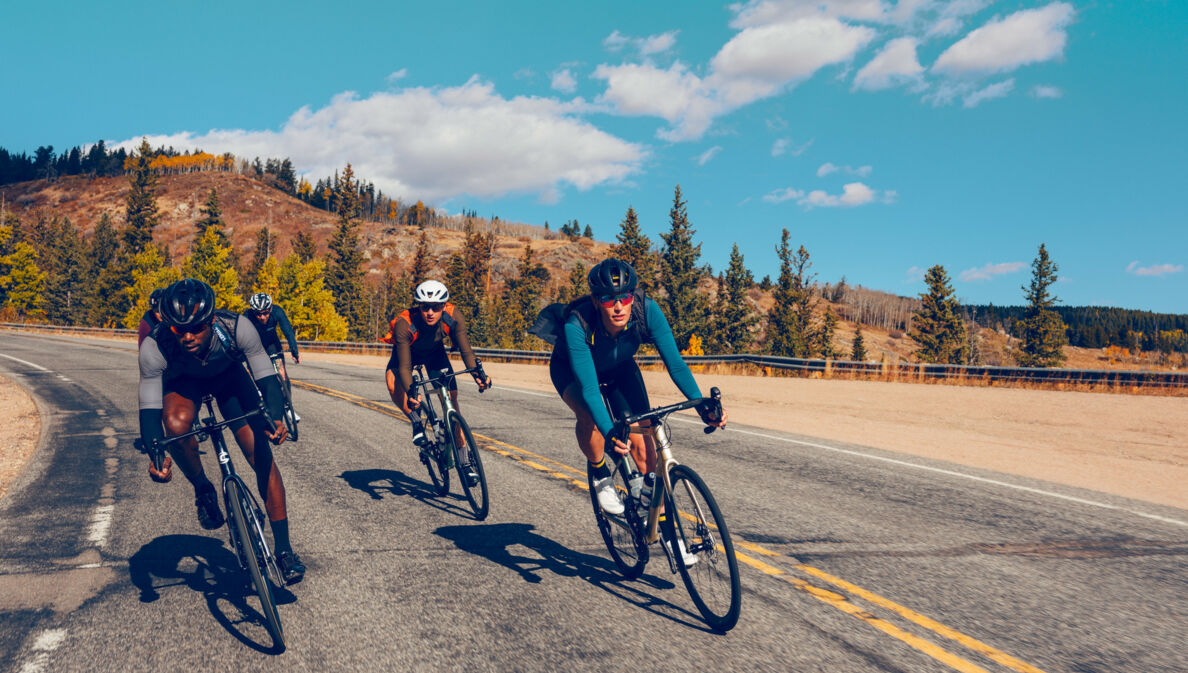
[762,187,805,203]
[115,78,645,203]
[925,0,990,38]
[712,16,875,85]
[1032,84,1063,99]
[771,137,813,157]
[817,162,871,177]
[963,78,1014,107]
[853,37,924,91]
[933,3,1075,75]
[641,31,679,55]
[958,261,1025,282]
[596,13,873,141]
[1127,261,1184,277]
[551,68,578,94]
[603,29,679,56]
[696,146,723,165]
[767,181,889,208]
[386,69,408,83]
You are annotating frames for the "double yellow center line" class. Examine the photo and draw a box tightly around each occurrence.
[293,379,1050,673]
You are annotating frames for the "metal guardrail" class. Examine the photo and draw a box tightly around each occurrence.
[3,322,1185,388]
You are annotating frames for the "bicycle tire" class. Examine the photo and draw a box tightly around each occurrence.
[226,478,285,649]
[418,412,450,496]
[587,459,648,579]
[663,464,741,631]
[448,411,489,520]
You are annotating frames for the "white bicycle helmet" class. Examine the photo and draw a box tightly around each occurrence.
[414,280,450,304]
[248,292,273,312]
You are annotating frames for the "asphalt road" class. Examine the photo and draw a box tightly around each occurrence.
[1,332,1185,673]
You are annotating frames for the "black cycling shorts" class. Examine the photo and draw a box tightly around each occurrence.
[550,352,650,423]
[387,345,458,392]
[162,365,274,449]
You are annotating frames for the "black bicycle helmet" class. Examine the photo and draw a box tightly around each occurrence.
[587,258,638,297]
[149,288,166,308]
[248,292,273,312]
[161,279,216,328]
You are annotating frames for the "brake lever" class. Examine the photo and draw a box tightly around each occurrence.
[702,387,723,434]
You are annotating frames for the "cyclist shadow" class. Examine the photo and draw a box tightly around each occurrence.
[338,468,479,520]
[128,534,294,655]
[434,522,710,631]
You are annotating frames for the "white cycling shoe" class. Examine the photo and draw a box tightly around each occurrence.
[666,536,699,568]
[592,476,625,515]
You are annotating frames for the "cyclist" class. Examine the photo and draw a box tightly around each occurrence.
[244,292,301,424]
[138,279,306,584]
[244,292,300,377]
[380,280,491,485]
[548,258,726,563]
[137,288,166,347]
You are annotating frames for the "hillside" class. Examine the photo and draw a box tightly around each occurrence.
[0,171,612,293]
[2,172,1182,371]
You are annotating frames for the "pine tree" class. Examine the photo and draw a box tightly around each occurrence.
[246,227,277,285]
[658,185,709,349]
[1016,243,1068,367]
[444,220,493,336]
[30,216,87,324]
[706,244,757,353]
[558,262,588,303]
[123,139,160,254]
[326,164,368,340]
[86,213,129,326]
[817,308,839,359]
[765,230,818,358]
[583,224,593,239]
[909,265,968,364]
[194,187,225,243]
[851,325,868,361]
[292,230,317,263]
[612,206,657,290]
[410,229,432,287]
[505,243,551,346]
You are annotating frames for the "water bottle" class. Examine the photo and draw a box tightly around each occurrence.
[640,472,655,508]
[627,472,644,500]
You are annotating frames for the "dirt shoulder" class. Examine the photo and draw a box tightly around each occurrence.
[305,352,1188,512]
[0,372,41,501]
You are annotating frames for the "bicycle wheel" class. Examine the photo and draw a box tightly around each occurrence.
[418,414,450,496]
[225,478,285,649]
[587,459,648,579]
[664,464,741,631]
[448,411,488,520]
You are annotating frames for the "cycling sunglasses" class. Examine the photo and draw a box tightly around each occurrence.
[598,292,634,308]
[419,302,446,312]
[170,322,211,336]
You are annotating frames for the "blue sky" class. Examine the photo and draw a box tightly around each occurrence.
[3,0,1185,313]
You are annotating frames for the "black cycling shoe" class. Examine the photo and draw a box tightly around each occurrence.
[276,551,306,585]
[195,487,224,530]
[411,421,428,447]
[461,464,480,488]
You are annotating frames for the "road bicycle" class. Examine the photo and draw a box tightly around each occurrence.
[587,387,742,632]
[408,359,490,520]
[268,352,299,441]
[149,396,287,649]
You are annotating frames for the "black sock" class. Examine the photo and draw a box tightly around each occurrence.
[590,457,612,480]
[194,480,215,497]
[270,518,292,554]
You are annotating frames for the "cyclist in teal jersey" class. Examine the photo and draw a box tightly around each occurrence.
[548,259,727,521]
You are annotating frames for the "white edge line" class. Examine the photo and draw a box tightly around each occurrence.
[668,416,1188,528]
[0,353,50,371]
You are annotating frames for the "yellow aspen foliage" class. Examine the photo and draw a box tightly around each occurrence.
[121,246,182,329]
[276,254,348,341]
[681,333,705,356]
